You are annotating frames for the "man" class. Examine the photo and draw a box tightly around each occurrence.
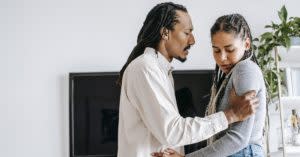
[117,2,258,157]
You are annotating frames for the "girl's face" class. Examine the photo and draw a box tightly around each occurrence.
[211,31,250,74]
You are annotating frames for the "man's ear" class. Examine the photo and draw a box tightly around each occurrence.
[244,37,251,50]
[160,27,169,40]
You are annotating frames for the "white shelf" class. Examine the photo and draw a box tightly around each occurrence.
[286,145,300,154]
[281,96,300,110]
[280,62,300,68]
[270,146,300,157]
[278,46,300,68]
[270,151,300,157]
[268,97,300,114]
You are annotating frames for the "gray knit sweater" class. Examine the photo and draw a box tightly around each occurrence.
[186,59,266,157]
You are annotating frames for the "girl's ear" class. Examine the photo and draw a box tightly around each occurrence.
[244,37,251,50]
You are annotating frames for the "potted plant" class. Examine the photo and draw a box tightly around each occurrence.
[253,5,300,157]
[253,5,294,102]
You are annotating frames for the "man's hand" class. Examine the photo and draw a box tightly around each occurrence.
[151,148,183,157]
[224,88,259,124]
[151,152,164,157]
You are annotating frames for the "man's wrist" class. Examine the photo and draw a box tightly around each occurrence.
[224,109,237,124]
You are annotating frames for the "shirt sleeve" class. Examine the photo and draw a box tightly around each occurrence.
[186,61,263,157]
[125,65,229,147]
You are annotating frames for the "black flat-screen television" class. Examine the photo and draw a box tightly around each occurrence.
[69,70,214,157]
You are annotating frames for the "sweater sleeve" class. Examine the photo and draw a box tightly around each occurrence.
[186,60,264,157]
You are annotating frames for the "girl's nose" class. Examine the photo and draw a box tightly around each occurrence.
[220,52,227,61]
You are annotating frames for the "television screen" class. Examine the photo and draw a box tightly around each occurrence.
[69,70,214,157]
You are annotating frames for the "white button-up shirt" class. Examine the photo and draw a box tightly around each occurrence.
[118,47,228,157]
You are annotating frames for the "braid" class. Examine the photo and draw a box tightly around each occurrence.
[117,2,187,86]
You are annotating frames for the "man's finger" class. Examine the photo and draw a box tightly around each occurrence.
[250,98,259,107]
[165,148,175,154]
[244,90,256,99]
[163,152,170,155]
[249,98,259,115]
[230,87,237,97]
[151,152,164,157]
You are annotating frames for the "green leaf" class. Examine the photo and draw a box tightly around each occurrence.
[271,22,280,29]
[265,25,272,28]
[252,38,259,42]
[292,17,300,23]
[285,37,291,49]
[261,32,273,42]
[278,5,288,23]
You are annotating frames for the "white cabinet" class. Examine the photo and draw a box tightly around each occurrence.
[269,46,300,156]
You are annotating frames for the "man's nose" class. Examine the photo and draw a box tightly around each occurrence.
[189,33,195,45]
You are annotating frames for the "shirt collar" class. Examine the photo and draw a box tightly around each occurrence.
[144,47,174,75]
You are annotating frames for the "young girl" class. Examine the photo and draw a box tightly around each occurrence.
[152,14,266,157]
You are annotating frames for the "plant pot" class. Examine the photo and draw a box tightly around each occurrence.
[278,46,300,64]
[291,37,300,46]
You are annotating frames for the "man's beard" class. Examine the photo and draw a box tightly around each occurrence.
[175,45,191,62]
[175,56,187,63]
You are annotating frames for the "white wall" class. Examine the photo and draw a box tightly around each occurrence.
[1,0,299,156]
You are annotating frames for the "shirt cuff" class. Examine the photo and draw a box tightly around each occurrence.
[210,111,229,132]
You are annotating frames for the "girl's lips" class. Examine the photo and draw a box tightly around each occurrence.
[221,65,231,69]
[220,64,233,72]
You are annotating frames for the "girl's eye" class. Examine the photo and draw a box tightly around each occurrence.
[185,32,189,35]
[226,49,235,52]
[213,49,221,53]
